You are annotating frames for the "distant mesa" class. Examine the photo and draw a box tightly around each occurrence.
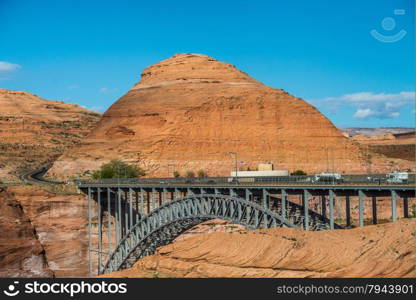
[47,54,413,179]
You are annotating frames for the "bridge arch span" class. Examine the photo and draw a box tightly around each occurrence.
[102,193,299,274]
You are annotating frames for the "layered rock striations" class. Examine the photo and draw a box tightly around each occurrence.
[0,188,54,277]
[49,54,409,178]
[0,89,100,182]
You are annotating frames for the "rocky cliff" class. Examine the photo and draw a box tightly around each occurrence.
[0,188,54,277]
[49,54,409,179]
[0,89,100,182]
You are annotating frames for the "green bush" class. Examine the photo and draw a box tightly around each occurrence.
[185,170,195,178]
[173,171,180,178]
[291,170,307,176]
[197,169,207,178]
[92,160,145,179]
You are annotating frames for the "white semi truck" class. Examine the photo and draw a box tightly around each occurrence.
[386,172,408,184]
[312,173,343,183]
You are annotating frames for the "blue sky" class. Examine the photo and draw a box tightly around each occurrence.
[0,0,414,128]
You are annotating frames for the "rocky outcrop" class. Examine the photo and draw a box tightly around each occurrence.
[0,89,100,182]
[4,186,90,277]
[0,188,54,277]
[103,218,416,278]
[49,54,411,179]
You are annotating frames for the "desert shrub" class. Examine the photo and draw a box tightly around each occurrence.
[173,171,180,178]
[291,170,307,176]
[185,170,195,178]
[92,160,145,179]
[197,169,207,178]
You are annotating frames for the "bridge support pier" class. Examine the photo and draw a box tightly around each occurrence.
[281,189,286,220]
[403,196,409,218]
[329,190,334,230]
[262,189,268,227]
[303,190,310,230]
[345,195,351,227]
[372,196,377,225]
[358,190,365,227]
[321,195,326,217]
[97,188,102,273]
[87,187,92,277]
[245,189,251,202]
[115,189,120,242]
[107,188,111,256]
[124,192,128,236]
[129,189,134,229]
[391,190,397,222]
[146,191,150,214]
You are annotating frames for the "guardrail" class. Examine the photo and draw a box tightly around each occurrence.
[75,174,415,187]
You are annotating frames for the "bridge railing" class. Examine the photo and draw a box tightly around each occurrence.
[75,173,415,186]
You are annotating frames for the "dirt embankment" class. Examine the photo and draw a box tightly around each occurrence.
[103,219,416,278]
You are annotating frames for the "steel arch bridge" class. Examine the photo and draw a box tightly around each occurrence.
[102,193,337,273]
[80,183,415,275]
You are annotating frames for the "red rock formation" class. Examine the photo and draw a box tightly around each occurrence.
[0,188,54,277]
[0,89,100,182]
[49,54,411,179]
[3,186,92,277]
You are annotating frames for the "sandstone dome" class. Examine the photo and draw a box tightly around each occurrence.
[48,54,403,178]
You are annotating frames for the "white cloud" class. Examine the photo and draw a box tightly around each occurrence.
[0,61,21,73]
[67,84,78,90]
[99,87,119,94]
[311,91,415,120]
[353,108,375,118]
[90,106,105,113]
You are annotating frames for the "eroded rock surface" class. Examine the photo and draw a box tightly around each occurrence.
[0,188,54,277]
